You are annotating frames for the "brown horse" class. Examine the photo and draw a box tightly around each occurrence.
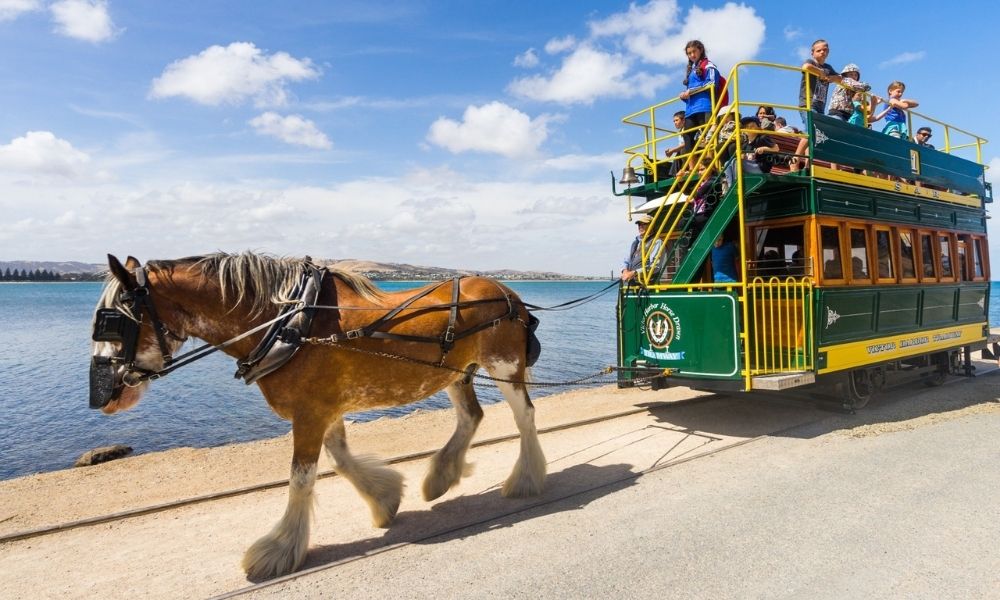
[91,252,545,579]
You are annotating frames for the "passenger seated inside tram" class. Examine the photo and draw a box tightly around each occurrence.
[852,256,867,278]
[789,250,806,275]
[824,258,843,279]
[760,249,786,276]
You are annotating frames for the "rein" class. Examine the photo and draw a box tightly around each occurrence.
[98,272,616,390]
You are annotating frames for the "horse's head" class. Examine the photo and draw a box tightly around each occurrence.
[90,254,188,414]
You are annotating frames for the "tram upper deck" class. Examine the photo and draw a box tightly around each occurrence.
[613,61,991,394]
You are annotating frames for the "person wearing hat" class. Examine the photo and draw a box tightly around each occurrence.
[621,214,663,282]
[827,63,872,122]
[914,126,935,149]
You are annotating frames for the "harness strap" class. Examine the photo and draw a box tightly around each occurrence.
[351,279,451,339]
[133,267,178,365]
[444,276,461,351]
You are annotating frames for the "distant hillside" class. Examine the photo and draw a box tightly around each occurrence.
[321,259,587,280]
[0,259,592,281]
[0,261,104,274]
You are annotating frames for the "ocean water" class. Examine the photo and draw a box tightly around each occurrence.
[0,280,620,480]
[3,281,997,481]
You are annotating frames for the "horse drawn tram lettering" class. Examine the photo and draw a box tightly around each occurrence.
[613,59,991,406]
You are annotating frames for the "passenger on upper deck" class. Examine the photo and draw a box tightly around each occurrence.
[870,81,919,138]
[738,117,780,174]
[756,106,776,130]
[664,110,687,176]
[679,40,721,156]
[847,89,870,127]
[774,116,800,134]
[790,39,842,172]
[914,126,935,149]
[827,63,872,121]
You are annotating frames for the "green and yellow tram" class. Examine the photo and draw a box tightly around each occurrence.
[613,61,991,408]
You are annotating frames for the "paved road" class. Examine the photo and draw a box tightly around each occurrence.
[245,373,1000,599]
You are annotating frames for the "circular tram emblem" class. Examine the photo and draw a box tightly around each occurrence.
[644,310,675,349]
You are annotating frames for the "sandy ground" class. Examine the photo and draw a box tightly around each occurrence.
[0,383,709,536]
[1,364,998,599]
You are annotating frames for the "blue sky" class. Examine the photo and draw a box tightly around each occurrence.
[1,0,997,276]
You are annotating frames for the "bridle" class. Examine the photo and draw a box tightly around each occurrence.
[89,267,187,408]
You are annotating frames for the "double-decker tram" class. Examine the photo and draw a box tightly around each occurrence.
[613,61,992,409]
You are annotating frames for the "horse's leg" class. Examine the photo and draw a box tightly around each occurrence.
[489,360,546,498]
[423,368,484,500]
[242,417,326,579]
[323,418,404,528]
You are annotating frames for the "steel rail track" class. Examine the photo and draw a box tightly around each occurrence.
[0,395,720,545]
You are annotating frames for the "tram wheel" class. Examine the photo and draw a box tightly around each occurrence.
[848,368,874,409]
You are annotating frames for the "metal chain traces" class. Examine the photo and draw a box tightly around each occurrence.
[301,335,667,388]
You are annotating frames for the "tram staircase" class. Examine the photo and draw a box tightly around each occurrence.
[641,132,815,390]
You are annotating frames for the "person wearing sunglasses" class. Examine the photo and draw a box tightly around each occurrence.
[914,126,935,149]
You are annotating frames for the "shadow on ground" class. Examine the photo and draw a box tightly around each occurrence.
[299,461,637,574]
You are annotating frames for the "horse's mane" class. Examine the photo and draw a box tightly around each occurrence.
[98,252,383,318]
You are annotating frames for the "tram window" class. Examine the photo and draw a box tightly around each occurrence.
[849,228,869,280]
[956,241,969,281]
[821,225,843,279]
[875,229,894,280]
[920,233,936,279]
[973,238,985,278]
[752,225,804,276]
[899,231,916,279]
[939,235,954,279]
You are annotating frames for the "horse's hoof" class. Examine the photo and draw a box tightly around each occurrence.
[370,496,400,528]
[501,475,545,499]
[422,461,471,501]
[241,534,306,580]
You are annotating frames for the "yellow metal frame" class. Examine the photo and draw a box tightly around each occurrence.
[747,276,814,375]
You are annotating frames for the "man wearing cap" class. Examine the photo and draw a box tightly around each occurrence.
[914,126,935,149]
[827,63,871,121]
[621,214,664,282]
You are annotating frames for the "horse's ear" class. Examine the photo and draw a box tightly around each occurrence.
[107,254,137,290]
[125,256,141,269]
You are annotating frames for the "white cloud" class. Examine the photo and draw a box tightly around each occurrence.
[514,48,539,68]
[426,101,551,158]
[589,0,765,70]
[0,131,91,178]
[795,45,811,61]
[544,35,577,54]
[879,51,926,69]
[508,45,668,105]
[0,0,40,21]
[149,42,320,107]
[50,0,118,43]
[0,172,623,275]
[538,152,623,172]
[783,25,802,41]
[248,112,332,149]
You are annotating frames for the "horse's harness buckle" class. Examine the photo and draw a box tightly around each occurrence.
[346,329,363,340]
[443,326,456,344]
